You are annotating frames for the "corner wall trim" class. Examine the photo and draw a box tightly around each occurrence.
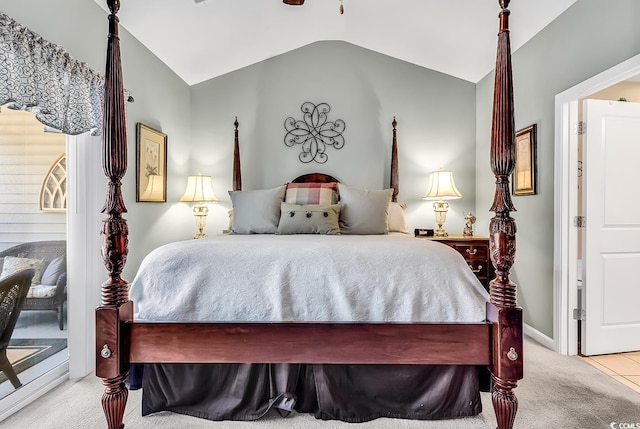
[524,323,555,351]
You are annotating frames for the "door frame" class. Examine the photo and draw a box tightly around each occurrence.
[0,132,103,421]
[67,133,104,378]
[554,52,640,355]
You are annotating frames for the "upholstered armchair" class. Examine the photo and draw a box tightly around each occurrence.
[0,241,67,330]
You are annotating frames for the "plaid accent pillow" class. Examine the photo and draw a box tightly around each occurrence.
[285,182,339,205]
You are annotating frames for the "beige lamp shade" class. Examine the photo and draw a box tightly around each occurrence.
[422,170,462,200]
[141,175,165,201]
[180,175,219,203]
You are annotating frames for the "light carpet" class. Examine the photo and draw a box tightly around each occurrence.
[2,337,640,429]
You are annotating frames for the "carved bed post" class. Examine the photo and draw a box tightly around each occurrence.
[233,117,242,191]
[390,117,399,202]
[488,1,523,429]
[95,1,131,428]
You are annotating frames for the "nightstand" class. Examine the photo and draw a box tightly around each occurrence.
[418,234,493,292]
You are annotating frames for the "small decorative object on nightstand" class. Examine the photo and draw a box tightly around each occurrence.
[463,212,476,237]
[418,234,493,292]
[414,228,434,237]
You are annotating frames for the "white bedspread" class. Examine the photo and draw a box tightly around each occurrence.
[130,233,489,323]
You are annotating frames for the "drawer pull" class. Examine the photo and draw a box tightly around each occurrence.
[466,248,478,256]
[469,264,482,273]
[101,344,112,359]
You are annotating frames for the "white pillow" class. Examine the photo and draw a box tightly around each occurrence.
[0,255,44,285]
[337,184,392,235]
[388,202,409,234]
[228,185,286,234]
[277,203,341,235]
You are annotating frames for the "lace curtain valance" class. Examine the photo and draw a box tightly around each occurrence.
[0,12,105,135]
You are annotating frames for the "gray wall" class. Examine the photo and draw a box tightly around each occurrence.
[475,0,640,337]
[3,5,476,280]
[11,0,638,343]
[190,41,477,237]
[2,0,193,280]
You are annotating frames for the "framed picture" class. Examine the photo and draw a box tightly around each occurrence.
[512,124,537,196]
[136,123,167,202]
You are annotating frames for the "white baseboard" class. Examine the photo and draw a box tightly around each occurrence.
[524,323,555,351]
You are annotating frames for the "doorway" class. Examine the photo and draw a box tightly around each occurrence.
[0,107,69,419]
[0,110,103,421]
[555,52,640,356]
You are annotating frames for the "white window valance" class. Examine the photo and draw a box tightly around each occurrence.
[0,12,104,135]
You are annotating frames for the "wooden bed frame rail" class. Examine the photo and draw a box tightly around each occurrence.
[97,302,492,366]
[95,1,522,428]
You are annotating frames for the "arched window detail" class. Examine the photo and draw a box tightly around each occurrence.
[39,154,67,212]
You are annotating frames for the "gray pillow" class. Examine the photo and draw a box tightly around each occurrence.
[338,184,393,235]
[41,255,66,285]
[277,203,341,235]
[229,185,286,234]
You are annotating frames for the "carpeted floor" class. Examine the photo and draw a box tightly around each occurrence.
[2,337,640,428]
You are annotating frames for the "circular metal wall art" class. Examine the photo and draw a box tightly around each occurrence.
[284,102,346,164]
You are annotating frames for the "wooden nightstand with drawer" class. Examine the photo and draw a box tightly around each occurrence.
[418,234,494,292]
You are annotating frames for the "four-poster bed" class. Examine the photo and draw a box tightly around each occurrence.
[95,0,522,428]
[125,119,491,420]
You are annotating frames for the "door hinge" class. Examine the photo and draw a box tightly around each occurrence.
[574,216,586,227]
[575,121,587,135]
[573,308,585,320]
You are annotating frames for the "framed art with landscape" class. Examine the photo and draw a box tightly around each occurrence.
[136,123,167,202]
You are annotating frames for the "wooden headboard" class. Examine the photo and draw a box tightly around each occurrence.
[232,117,399,202]
[291,173,340,183]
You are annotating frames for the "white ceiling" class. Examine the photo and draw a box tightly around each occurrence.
[95,0,577,86]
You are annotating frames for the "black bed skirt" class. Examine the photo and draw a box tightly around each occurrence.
[130,363,485,423]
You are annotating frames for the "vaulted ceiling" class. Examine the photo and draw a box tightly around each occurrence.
[95,0,577,86]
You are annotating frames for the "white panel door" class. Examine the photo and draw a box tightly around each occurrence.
[582,99,640,355]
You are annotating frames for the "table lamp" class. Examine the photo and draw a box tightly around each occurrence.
[180,174,219,239]
[422,169,462,237]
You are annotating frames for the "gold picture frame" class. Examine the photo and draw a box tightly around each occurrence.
[512,124,537,196]
[136,123,167,202]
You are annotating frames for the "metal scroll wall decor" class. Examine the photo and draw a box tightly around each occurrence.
[284,102,346,164]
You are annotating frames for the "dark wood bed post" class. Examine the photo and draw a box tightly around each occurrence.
[95,1,133,428]
[390,117,399,202]
[233,117,242,191]
[488,1,523,428]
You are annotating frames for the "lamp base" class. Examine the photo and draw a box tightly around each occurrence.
[432,200,449,237]
[192,205,209,239]
[193,231,207,239]
[434,227,449,237]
